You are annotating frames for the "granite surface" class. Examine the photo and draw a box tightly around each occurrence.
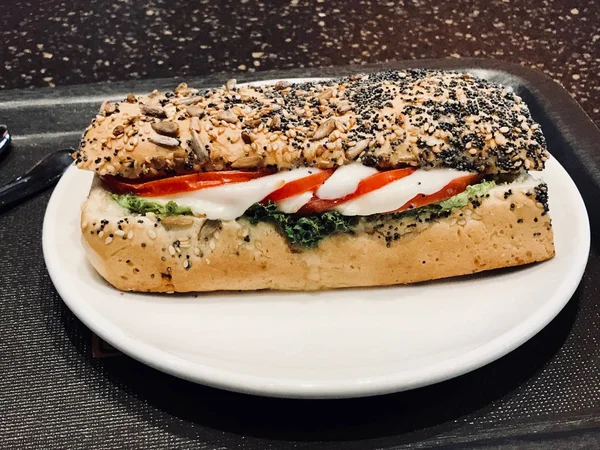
[0,0,598,124]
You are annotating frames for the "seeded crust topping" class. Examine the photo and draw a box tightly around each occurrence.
[74,70,549,179]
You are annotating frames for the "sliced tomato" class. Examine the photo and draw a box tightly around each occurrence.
[298,167,417,214]
[263,170,334,203]
[392,174,483,213]
[101,170,273,197]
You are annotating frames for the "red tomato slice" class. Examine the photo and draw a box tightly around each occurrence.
[101,170,273,197]
[298,167,417,214]
[263,170,334,203]
[392,174,483,213]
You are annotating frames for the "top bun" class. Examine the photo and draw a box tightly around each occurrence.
[74,70,548,179]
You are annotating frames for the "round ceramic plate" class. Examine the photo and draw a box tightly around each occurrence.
[43,81,589,399]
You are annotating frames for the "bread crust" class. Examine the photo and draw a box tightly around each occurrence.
[74,70,548,178]
[80,180,555,292]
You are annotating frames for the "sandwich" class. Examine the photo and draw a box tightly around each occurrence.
[73,70,555,292]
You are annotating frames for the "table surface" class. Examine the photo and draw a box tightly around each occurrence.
[1,2,600,449]
[0,0,598,125]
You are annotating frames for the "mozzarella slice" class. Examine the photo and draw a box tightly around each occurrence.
[316,163,378,199]
[335,169,471,216]
[277,191,314,213]
[152,168,319,220]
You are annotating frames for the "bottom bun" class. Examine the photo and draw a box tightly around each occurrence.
[81,178,555,292]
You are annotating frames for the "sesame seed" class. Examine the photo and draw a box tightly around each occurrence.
[494,132,507,146]
[168,245,176,255]
[127,231,134,239]
[105,236,113,245]
[148,229,157,239]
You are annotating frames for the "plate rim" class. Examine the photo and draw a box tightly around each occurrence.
[42,79,591,399]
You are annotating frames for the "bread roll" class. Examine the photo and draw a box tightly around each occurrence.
[74,71,556,292]
[73,71,548,179]
[80,177,554,292]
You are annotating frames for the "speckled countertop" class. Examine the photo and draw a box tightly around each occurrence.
[0,0,598,124]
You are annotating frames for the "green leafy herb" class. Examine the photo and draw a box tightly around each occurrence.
[244,202,357,248]
[112,194,193,216]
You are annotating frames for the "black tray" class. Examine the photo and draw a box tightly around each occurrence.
[1,59,599,449]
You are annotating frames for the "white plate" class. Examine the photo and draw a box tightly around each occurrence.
[43,83,590,399]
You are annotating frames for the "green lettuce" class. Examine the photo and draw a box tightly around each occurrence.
[244,202,357,248]
[112,194,193,216]
[438,179,495,211]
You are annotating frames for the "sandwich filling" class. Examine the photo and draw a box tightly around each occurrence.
[103,164,547,248]
[104,163,481,220]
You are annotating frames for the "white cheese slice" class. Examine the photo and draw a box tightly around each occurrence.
[335,169,471,216]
